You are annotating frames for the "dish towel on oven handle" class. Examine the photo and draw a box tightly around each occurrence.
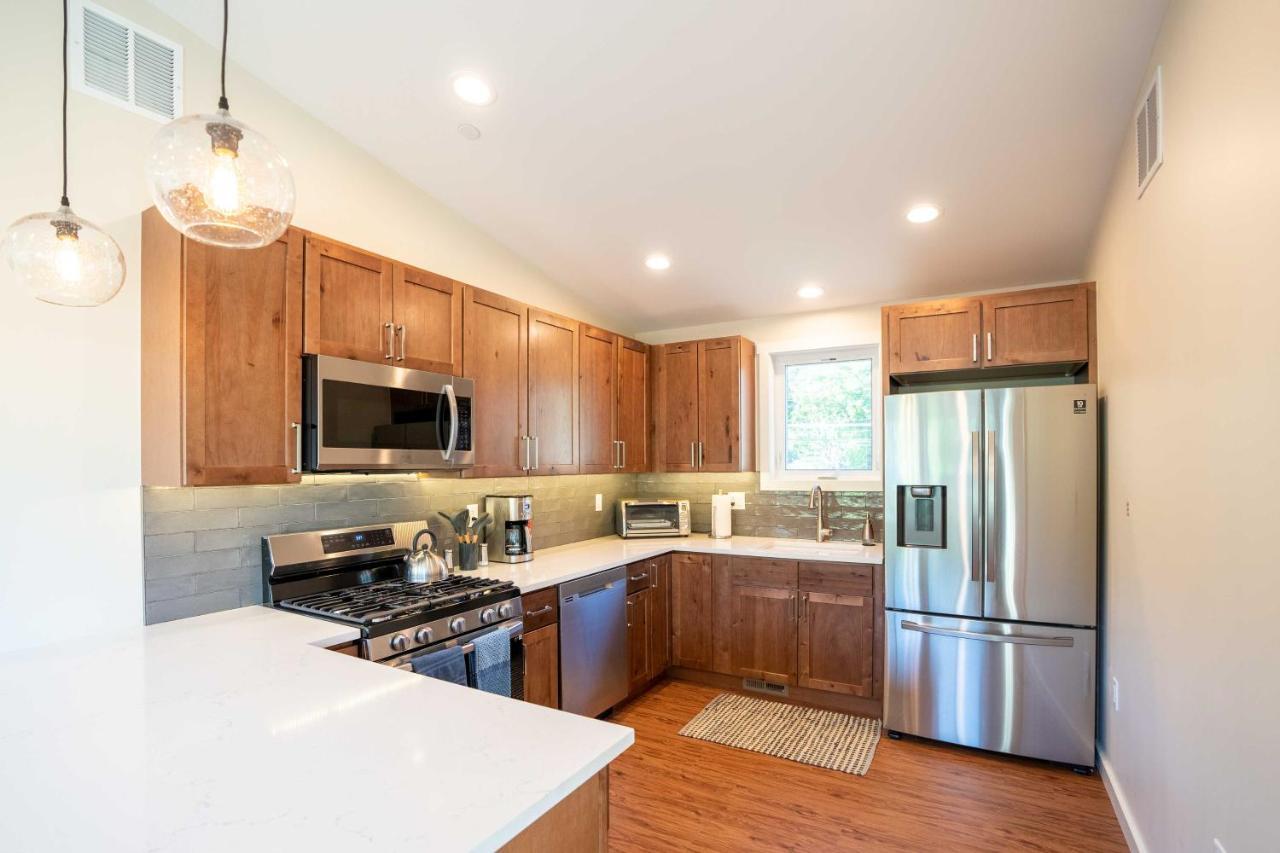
[468,626,512,698]
[409,645,468,686]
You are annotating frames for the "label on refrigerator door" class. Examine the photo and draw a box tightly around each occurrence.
[1073,399,1088,414]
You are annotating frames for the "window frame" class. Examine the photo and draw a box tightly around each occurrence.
[760,344,882,492]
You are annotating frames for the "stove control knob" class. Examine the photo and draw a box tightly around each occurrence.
[498,603,514,619]
[448,617,466,633]
[480,607,498,624]
[389,634,409,652]
[414,627,433,645]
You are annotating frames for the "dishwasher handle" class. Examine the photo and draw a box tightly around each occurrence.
[565,581,616,603]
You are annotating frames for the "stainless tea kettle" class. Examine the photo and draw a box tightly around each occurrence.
[404,528,449,584]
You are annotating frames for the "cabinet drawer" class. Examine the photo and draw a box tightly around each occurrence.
[730,556,798,589]
[522,587,559,630]
[799,561,874,597]
[626,560,655,594]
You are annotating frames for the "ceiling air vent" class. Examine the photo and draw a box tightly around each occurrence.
[1136,66,1163,197]
[70,1,182,123]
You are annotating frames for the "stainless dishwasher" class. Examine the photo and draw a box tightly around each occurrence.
[559,566,628,717]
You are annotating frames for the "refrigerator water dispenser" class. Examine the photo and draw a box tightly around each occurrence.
[897,485,945,548]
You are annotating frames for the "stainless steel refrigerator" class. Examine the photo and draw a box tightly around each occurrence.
[884,384,1098,769]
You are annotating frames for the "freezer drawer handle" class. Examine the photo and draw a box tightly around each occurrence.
[901,621,1074,647]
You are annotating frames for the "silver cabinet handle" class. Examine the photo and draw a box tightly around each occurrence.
[526,604,553,617]
[985,429,997,585]
[384,323,395,360]
[621,440,626,469]
[971,333,978,364]
[986,331,993,361]
[691,441,697,468]
[442,384,459,460]
[532,435,539,470]
[615,440,623,469]
[629,572,648,582]
[396,324,406,362]
[290,422,302,474]
[902,621,1073,647]
[698,441,704,468]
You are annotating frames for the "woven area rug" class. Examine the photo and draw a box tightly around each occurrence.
[678,692,882,776]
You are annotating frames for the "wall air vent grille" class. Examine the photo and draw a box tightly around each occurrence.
[1136,66,1163,197]
[71,1,182,123]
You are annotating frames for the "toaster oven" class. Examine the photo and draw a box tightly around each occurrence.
[616,499,691,538]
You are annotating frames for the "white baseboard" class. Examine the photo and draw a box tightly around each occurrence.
[1098,750,1147,853]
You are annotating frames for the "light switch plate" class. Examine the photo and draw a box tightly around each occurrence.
[727,491,746,510]
[466,503,479,522]
[595,493,603,511]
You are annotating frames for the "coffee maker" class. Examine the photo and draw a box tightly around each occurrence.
[484,495,533,563]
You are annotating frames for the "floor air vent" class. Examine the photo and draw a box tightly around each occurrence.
[1136,66,1163,197]
[743,678,789,698]
[70,1,182,122]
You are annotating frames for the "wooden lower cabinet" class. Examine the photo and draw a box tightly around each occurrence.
[626,589,650,694]
[522,623,560,709]
[728,583,798,685]
[501,768,608,852]
[648,556,671,676]
[670,553,714,670]
[798,591,874,696]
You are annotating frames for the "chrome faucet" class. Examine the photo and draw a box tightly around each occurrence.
[808,485,832,543]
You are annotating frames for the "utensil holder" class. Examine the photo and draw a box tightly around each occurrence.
[457,541,480,572]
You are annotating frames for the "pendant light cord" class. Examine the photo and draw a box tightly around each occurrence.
[60,0,70,208]
[218,0,229,110]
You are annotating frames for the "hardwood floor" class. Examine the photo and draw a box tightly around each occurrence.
[607,680,1125,852]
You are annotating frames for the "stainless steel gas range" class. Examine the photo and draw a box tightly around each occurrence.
[262,522,525,690]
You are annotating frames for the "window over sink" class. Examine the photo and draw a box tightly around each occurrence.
[762,344,881,491]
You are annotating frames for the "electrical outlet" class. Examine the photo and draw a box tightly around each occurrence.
[1213,838,1227,853]
[727,491,746,510]
[466,503,479,522]
[1125,500,1132,518]
[1111,676,1120,712]
[594,493,603,512]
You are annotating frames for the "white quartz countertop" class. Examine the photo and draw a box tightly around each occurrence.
[0,605,632,852]
[484,534,883,593]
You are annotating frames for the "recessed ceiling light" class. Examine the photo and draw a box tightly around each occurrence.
[797,284,825,299]
[451,73,496,106]
[457,123,482,141]
[907,204,941,224]
[644,254,671,271]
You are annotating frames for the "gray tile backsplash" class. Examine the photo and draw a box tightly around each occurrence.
[141,471,882,625]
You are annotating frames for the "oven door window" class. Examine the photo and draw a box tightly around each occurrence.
[627,504,679,531]
[322,379,446,451]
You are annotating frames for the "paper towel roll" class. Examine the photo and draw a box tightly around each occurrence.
[710,494,733,538]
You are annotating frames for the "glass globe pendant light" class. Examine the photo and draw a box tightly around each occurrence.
[144,0,295,248]
[0,0,125,306]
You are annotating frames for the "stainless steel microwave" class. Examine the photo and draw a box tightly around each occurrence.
[302,355,473,472]
[616,499,691,538]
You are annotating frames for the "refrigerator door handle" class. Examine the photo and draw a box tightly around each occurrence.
[901,621,1074,647]
[971,430,982,582]
[985,429,998,585]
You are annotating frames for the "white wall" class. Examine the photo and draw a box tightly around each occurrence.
[1085,1,1280,850]
[0,1,622,653]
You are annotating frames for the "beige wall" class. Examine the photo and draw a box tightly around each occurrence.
[1086,1,1280,849]
[0,1,620,652]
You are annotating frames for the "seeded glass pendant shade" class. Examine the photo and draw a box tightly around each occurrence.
[143,0,294,248]
[1,0,125,306]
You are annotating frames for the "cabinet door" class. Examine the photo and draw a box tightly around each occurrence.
[647,555,671,679]
[579,324,618,473]
[528,309,580,475]
[982,284,1089,367]
[392,263,462,374]
[670,553,714,670]
[462,286,528,477]
[303,236,393,364]
[627,589,650,695]
[523,623,560,709]
[885,298,983,375]
[698,338,742,471]
[184,228,304,485]
[798,591,874,697]
[659,342,700,471]
[616,337,649,472]
[729,584,798,685]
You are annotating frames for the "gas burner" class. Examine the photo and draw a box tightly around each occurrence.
[280,575,517,626]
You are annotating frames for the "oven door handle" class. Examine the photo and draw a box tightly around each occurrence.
[442,384,459,461]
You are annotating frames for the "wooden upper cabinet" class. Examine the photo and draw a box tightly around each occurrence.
[142,209,304,487]
[462,285,528,477]
[884,297,982,375]
[303,236,394,364]
[728,584,798,685]
[670,552,714,670]
[392,263,462,374]
[528,309,579,475]
[579,324,618,474]
[981,284,1089,367]
[659,342,700,471]
[653,336,756,472]
[798,590,875,697]
[616,337,649,473]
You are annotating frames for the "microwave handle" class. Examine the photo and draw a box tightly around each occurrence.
[443,384,459,460]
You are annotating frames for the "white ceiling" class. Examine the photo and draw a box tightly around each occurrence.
[149,0,1167,332]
